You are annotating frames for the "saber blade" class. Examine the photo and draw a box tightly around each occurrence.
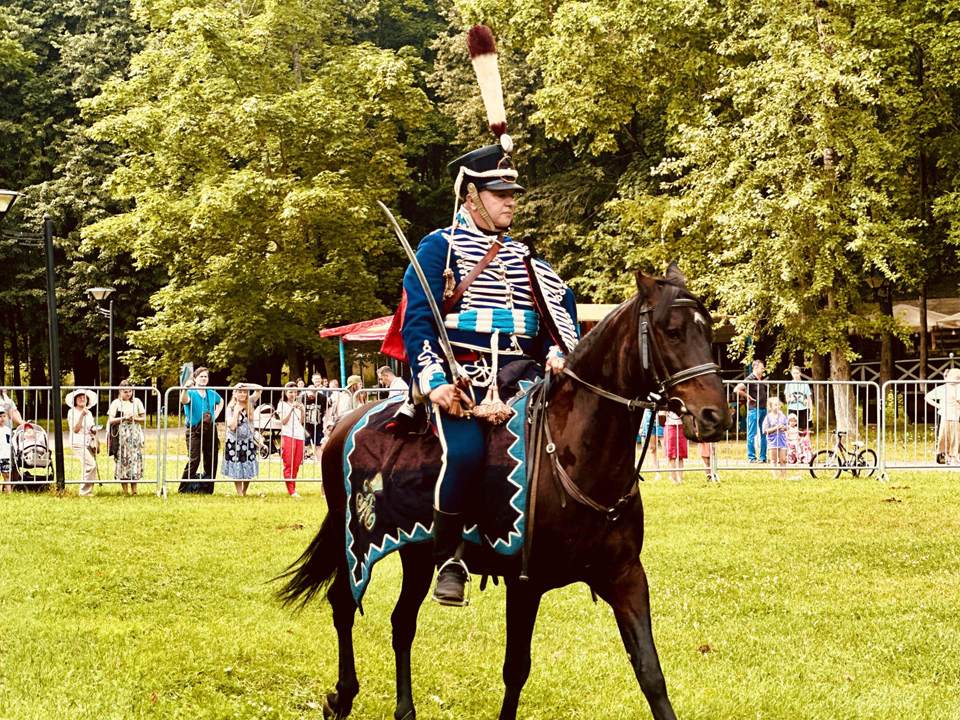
[377,201,462,383]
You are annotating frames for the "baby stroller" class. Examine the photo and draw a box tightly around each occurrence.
[12,422,52,491]
[253,404,283,460]
[787,430,814,465]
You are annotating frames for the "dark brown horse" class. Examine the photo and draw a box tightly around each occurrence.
[277,265,731,720]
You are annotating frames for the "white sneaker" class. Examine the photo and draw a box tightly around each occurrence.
[289,492,302,499]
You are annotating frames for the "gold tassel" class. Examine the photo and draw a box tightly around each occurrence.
[472,330,514,425]
[472,383,513,425]
[443,268,455,300]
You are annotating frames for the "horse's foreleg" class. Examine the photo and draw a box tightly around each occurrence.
[392,544,434,720]
[498,579,542,720]
[325,573,360,720]
[595,561,677,720]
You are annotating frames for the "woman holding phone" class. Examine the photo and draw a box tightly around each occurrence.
[277,382,306,498]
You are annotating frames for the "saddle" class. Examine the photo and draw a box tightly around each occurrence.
[341,360,542,608]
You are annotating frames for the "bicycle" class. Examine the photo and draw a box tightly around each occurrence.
[809,430,877,479]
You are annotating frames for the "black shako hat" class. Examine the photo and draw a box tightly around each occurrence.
[447,144,525,198]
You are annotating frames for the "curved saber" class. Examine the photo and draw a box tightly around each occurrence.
[376,201,462,384]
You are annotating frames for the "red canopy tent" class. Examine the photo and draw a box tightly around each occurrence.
[319,316,393,342]
[319,315,395,385]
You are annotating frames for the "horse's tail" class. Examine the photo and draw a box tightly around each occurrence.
[274,510,342,609]
[274,408,362,609]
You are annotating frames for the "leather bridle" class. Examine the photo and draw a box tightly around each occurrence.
[562,296,721,416]
[519,291,724,580]
[542,294,721,516]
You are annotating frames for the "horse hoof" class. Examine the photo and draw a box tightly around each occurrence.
[323,693,342,719]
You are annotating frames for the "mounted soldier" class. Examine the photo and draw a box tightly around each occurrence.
[381,26,580,606]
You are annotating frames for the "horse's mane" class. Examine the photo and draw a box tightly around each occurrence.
[567,276,711,370]
[566,296,636,369]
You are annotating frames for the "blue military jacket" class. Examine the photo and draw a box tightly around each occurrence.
[401,209,579,395]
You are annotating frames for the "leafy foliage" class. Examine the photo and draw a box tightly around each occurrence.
[81,0,433,379]
[455,0,960,373]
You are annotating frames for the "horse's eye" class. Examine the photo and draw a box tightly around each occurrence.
[665,327,683,341]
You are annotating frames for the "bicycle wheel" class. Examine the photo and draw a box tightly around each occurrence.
[855,449,877,478]
[810,450,841,479]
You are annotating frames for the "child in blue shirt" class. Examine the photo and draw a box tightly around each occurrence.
[762,397,788,479]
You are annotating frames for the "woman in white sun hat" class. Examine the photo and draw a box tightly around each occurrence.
[66,388,99,496]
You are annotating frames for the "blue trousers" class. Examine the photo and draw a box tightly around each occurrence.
[747,408,767,462]
[430,400,485,514]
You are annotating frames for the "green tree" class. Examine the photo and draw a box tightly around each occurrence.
[1,0,152,387]
[82,0,432,381]
[455,0,960,409]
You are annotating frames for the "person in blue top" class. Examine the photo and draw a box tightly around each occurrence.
[178,366,224,494]
[398,140,579,606]
[784,364,813,428]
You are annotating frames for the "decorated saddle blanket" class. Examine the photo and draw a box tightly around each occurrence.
[342,379,537,607]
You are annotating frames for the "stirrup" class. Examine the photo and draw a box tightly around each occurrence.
[431,557,471,607]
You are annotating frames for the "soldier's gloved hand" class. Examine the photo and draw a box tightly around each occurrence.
[546,355,566,374]
[429,384,475,413]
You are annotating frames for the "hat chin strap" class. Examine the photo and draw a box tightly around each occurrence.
[467,182,509,233]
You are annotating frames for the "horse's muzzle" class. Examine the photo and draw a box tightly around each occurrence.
[686,405,731,442]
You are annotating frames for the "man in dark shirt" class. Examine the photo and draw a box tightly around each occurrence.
[734,359,768,463]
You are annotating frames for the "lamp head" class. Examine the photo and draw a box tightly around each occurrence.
[87,287,116,301]
[0,190,22,225]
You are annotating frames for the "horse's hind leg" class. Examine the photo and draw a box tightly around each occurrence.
[595,561,677,720]
[324,573,360,719]
[392,544,434,720]
[497,578,542,720]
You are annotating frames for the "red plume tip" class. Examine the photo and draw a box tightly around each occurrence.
[490,121,507,138]
[467,25,497,58]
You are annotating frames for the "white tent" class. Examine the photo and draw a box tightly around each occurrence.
[892,304,951,332]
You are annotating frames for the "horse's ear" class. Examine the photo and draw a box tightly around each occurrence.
[665,261,686,287]
[635,270,657,297]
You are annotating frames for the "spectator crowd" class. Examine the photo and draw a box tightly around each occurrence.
[0,365,410,496]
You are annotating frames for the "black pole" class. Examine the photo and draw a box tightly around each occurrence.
[108,299,114,392]
[44,213,65,491]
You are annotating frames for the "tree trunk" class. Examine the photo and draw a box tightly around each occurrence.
[286,343,303,384]
[811,352,829,423]
[831,344,857,433]
[879,289,894,388]
[291,41,303,85]
[919,287,928,380]
[72,348,99,387]
[826,290,856,432]
[9,315,22,406]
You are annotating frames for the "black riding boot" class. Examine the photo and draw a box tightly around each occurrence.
[432,509,470,606]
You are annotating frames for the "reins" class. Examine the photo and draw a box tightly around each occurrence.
[520,290,722,580]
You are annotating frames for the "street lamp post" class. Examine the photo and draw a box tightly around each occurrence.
[87,287,116,390]
[866,274,895,390]
[1,190,67,491]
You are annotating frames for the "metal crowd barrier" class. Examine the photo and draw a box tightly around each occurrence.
[7,376,960,493]
[0,385,162,492]
[638,379,883,479]
[61,385,163,494]
[354,387,405,406]
[159,386,342,497]
[717,379,882,478]
[1,385,54,488]
[881,378,960,473]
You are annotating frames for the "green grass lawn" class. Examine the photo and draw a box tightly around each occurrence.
[1,473,958,719]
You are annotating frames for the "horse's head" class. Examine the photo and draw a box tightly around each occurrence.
[633,262,731,442]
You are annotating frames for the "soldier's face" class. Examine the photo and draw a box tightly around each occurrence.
[470,189,517,230]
